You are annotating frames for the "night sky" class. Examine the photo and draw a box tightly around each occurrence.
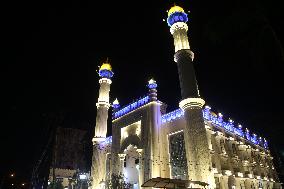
[2,0,284,185]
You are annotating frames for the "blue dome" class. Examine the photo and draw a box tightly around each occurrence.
[167,11,188,27]
[99,69,114,78]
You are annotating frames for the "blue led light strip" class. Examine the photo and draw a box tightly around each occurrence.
[112,96,150,119]
[100,136,112,147]
[161,107,268,149]
[167,12,188,26]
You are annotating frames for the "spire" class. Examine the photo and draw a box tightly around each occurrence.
[112,98,120,110]
[147,78,157,101]
[147,78,158,89]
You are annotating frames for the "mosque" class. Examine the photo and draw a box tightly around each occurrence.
[91,5,282,189]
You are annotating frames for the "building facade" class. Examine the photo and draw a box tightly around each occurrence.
[91,5,282,189]
[48,127,89,189]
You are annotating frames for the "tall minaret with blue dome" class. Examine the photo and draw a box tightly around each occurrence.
[92,60,113,189]
[167,5,214,187]
[93,60,113,140]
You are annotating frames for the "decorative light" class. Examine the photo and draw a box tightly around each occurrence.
[100,136,112,146]
[147,78,158,89]
[263,177,268,181]
[113,96,150,119]
[162,108,184,123]
[113,98,119,104]
[224,170,232,176]
[168,130,184,136]
[248,174,253,178]
[112,98,120,109]
[161,106,266,148]
[99,69,114,78]
[205,105,211,109]
[79,173,87,180]
[237,172,244,177]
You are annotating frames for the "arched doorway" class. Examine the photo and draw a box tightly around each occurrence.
[123,145,140,189]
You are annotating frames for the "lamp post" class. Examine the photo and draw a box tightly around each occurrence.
[0,173,15,189]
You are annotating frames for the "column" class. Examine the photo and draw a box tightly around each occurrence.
[118,154,126,175]
[179,97,213,186]
[92,139,107,189]
[137,149,144,189]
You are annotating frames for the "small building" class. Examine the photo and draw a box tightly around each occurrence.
[48,127,89,189]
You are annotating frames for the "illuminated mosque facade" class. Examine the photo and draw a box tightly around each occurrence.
[91,5,282,189]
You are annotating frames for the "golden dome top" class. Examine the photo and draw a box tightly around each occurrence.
[148,78,156,84]
[99,63,112,71]
[168,5,185,16]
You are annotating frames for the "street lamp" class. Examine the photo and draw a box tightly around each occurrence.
[0,173,16,189]
[79,174,87,180]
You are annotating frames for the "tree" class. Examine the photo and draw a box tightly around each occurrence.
[105,173,131,189]
[47,181,64,189]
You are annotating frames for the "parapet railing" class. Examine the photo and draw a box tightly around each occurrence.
[161,106,268,149]
[112,96,150,119]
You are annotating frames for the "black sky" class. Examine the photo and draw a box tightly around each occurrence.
[2,0,284,184]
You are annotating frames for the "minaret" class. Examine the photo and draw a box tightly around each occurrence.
[147,78,158,101]
[166,5,214,187]
[92,60,113,189]
[93,60,113,140]
[112,98,120,111]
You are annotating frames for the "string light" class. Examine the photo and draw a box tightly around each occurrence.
[162,106,268,148]
[112,96,150,119]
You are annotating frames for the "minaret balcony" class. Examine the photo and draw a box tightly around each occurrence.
[96,101,110,108]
